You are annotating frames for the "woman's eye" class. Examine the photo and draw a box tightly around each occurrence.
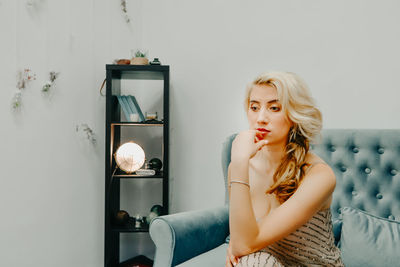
[250,106,259,111]
[270,106,280,111]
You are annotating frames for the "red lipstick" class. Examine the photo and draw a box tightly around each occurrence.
[255,128,269,142]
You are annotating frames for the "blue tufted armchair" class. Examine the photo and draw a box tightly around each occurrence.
[149,129,400,267]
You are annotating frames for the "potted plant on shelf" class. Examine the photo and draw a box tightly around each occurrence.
[131,50,149,65]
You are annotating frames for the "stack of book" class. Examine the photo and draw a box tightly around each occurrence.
[117,95,145,122]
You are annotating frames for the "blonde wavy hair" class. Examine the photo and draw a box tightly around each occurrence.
[244,71,323,203]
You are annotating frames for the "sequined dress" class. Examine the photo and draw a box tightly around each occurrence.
[236,208,344,267]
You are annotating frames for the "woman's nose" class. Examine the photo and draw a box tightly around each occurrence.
[256,108,269,124]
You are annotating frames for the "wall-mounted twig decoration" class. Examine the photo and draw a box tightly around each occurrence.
[42,71,60,92]
[17,69,36,90]
[12,69,36,109]
[76,123,97,145]
[120,0,130,23]
[12,91,22,109]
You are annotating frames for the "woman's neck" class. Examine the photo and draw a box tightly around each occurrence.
[253,142,286,170]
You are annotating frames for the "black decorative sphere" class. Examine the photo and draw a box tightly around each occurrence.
[114,210,130,226]
[150,204,164,216]
[149,158,163,171]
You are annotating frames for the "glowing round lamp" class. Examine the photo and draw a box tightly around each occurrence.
[114,142,145,174]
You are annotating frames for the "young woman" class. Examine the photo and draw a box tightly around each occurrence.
[226,72,344,266]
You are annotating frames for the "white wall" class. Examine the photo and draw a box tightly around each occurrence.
[140,0,400,213]
[1,0,399,266]
[0,0,143,266]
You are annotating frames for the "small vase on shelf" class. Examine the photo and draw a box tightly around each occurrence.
[131,49,149,65]
[131,57,149,65]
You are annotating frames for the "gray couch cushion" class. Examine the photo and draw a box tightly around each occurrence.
[340,207,400,267]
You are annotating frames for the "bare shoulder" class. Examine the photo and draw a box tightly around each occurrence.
[305,152,326,165]
[305,153,334,176]
[301,153,336,196]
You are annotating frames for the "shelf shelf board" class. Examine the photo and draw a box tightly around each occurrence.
[112,169,164,179]
[112,218,150,233]
[106,64,169,71]
[111,121,163,126]
[119,255,153,267]
[106,64,169,80]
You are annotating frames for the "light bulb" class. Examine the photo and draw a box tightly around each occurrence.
[115,142,145,173]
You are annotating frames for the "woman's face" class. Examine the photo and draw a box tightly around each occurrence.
[247,84,293,146]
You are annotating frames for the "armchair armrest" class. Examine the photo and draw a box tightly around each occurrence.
[149,205,229,267]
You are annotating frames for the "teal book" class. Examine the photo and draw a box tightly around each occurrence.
[128,95,145,122]
[121,95,134,121]
[117,95,131,121]
[125,95,141,122]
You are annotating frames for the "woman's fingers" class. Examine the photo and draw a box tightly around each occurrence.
[255,131,268,144]
[256,139,269,150]
[227,242,239,266]
[226,245,238,266]
[231,255,238,266]
[226,255,233,267]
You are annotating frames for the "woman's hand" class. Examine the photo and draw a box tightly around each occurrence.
[226,242,239,267]
[231,130,269,163]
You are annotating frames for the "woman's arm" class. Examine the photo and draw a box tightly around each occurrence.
[228,164,231,199]
[226,164,240,266]
[229,159,258,255]
[229,160,336,256]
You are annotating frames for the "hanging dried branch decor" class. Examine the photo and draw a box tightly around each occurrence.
[76,123,97,145]
[120,0,130,23]
[42,71,60,92]
[12,69,36,109]
[12,91,22,109]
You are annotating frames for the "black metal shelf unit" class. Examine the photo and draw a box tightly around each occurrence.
[104,64,169,267]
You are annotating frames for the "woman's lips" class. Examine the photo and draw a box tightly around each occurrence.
[255,129,270,141]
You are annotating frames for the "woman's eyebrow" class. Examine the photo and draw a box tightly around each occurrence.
[250,99,279,104]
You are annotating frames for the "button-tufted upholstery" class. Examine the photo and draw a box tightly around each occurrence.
[313,130,400,224]
[150,129,400,267]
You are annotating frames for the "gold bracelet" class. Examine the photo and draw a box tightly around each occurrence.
[229,180,250,188]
